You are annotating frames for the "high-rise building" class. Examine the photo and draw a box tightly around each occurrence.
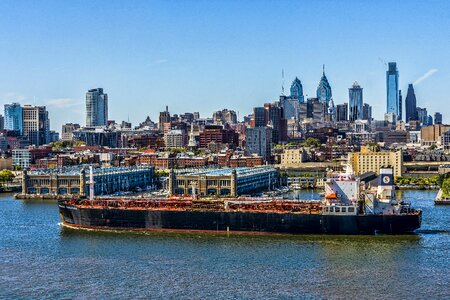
[363,103,372,121]
[386,62,399,117]
[290,77,304,102]
[86,88,108,127]
[264,103,287,144]
[213,109,237,125]
[158,106,171,131]
[22,105,50,146]
[349,81,363,122]
[62,123,80,141]
[299,98,325,123]
[252,107,266,127]
[279,95,299,120]
[245,127,272,161]
[434,112,443,125]
[4,103,23,134]
[0,114,4,131]
[336,103,348,122]
[405,84,417,122]
[427,115,433,127]
[316,65,332,109]
[417,107,428,125]
[398,90,403,121]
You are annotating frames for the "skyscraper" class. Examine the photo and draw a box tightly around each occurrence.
[86,88,108,127]
[398,90,403,121]
[22,105,50,146]
[434,112,443,125]
[417,107,428,125]
[252,107,266,127]
[386,62,399,117]
[349,81,363,121]
[405,84,418,122]
[4,103,23,134]
[336,103,348,122]
[316,65,332,109]
[158,106,171,131]
[290,77,304,102]
[363,103,372,121]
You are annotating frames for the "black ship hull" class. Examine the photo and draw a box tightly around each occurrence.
[58,203,422,235]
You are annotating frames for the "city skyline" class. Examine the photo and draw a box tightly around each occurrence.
[0,1,448,131]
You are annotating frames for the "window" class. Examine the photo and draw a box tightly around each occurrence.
[335,207,341,212]
[348,207,355,213]
[341,207,347,213]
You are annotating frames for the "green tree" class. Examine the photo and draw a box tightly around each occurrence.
[442,178,450,197]
[0,169,15,186]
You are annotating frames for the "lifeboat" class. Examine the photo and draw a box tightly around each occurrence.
[325,192,337,199]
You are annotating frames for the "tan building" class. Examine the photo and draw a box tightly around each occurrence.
[280,149,306,167]
[348,146,403,177]
[421,124,450,146]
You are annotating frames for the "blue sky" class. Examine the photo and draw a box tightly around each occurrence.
[0,0,449,131]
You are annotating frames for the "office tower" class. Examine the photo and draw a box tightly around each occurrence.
[336,103,348,122]
[213,109,237,125]
[253,107,266,127]
[86,88,108,127]
[398,90,403,121]
[4,103,23,134]
[245,127,272,161]
[427,115,433,126]
[434,112,442,125]
[349,81,364,121]
[290,77,304,102]
[22,105,50,146]
[62,123,81,141]
[279,95,299,120]
[316,65,332,109]
[363,103,372,121]
[405,84,418,121]
[299,98,325,123]
[158,106,171,131]
[417,107,428,125]
[264,103,287,144]
[386,62,399,117]
[0,114,3,130]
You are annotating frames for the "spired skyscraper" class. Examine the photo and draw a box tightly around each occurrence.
[316,65,332,109]
[290,77,304,103]
[386,62,399,117]
[348,81,364,121]
[405,84,418,122]
[86,88,108,127]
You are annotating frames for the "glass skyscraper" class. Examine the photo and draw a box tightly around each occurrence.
[316,65,332,109]
[290,77,304,103]
[405,84,418,122]
[386,62,399,117]
[4,103,23,134]
[86,88,108,127]
[349,81,363,121]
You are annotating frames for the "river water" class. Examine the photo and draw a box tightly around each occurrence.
[0,190,449,299]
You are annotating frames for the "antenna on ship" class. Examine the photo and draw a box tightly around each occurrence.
[89,166,95,201]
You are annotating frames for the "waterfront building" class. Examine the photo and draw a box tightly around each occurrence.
[434,112,443,125]
[4,103,23,134]
[61,123,80,141]
[336,103,348,122]
[405,84,417,122]
[348,146,403,177]
[386,62,399,117]
[12,149,31,169]
[290,77,304,102]
[316,65,332,109]
[245,127,272,161]
[349,81,363,121]
[21,166,154,197]
[169,166,278,197]
[280,149,306,167]
[86,88,108,127]
[22,105,50,146]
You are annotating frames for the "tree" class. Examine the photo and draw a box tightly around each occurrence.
[0,169,15,187]
[442,178,450,197]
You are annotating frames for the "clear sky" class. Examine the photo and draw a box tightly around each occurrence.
[0,0,449,132]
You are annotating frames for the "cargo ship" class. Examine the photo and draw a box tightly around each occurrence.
[58,167,422,234]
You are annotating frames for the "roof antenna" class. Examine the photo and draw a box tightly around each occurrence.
[281,69,285,95]
[323,64,325,76]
